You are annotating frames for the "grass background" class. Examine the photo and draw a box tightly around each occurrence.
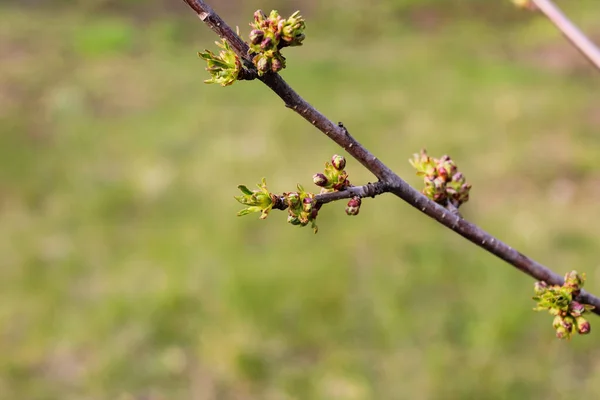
[1,0,600,398]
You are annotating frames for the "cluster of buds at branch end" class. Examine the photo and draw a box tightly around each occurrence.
[511,0,537,11]
[284,184,319,233]
[249,10,306,75]
[198,39,243,86]
[313,154,351,192]
[533,271,594,340]
[410,149,471,209]
[234,179,319,233]
[234,155,362,233]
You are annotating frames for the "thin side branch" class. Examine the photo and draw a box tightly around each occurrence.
[182,0,600,314]
[531,0,600,70]
[316,182,389,205]
[271,182,390,211]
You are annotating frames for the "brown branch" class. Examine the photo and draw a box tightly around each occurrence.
[271,181,391,211]
[531,0,600,71]
[182,0,600,314]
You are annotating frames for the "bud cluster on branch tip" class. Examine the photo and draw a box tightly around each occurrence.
[313,154,351,192]
[249,10,306,75]
[511,0,537,10]
[532,271,594,340]
[284,184,320,233]
[198,39,242,87]
[234,178,320,233]
[409,149,471,209]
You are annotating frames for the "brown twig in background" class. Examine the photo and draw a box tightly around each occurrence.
[531,0,600,70]
[182,0,600,314]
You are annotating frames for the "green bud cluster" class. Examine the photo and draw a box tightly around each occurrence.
[284,184,320,233]
[313,155,351,192]
[198,39,242,87]
[234,178,277,219]
[409,149,471,209]
[234,155,359,233]
[511,0,536,10]
[249,10,306,75]
[533,271,594,340]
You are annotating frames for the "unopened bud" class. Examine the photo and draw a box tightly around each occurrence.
[249,29,264,45]
[254,9,266,23]
[287,214,301,225]
[576,316,591,334]
[286,192,300,207]
[313,173,328,187]
[564,271,584,291]
[534,281,548,295]
[345,196,361,216]
[260,37,273,50]
[569,301,585,317]
[256,56,270,73]
[302,197,313,213]
[331,154,346,171]
[271,57,283,72]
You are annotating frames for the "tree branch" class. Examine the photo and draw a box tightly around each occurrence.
[182,0,600,314]
[531,0,600,71]
[271,182,391,211]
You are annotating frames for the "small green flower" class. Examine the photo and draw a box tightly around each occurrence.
[234,178,276,219]
[198,39,242,86]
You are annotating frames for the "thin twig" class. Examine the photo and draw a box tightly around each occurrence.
[272,182,391,211]
[531,0,600,70]
[182,0,600,314]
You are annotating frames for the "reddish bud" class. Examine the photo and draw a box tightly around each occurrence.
[331,154,346,171]
[345,196,361,216]
[313,173,328,187]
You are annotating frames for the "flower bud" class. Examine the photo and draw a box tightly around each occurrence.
[313,173,328,187]
[302,197,313,213]
[286,192,300,207]
[256,56,270,74]
[271,57,283,72]
[260,37,273,50]
[437,166,448,180]
[452,172,464,183]
[345,196,361,216]
[552,315,563,329]
[287,214,301,225]
[569,301,585,317]
[249,29,264,45]
[576,316,591,334]
[564,271,584,291]
[561,316,574,332]
[254,9,266,23]
[534,281,548,295]
[331,154,346,171]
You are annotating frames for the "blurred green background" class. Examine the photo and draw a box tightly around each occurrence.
[1,0,600,399]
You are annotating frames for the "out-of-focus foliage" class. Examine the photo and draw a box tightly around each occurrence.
[1,0,600,399]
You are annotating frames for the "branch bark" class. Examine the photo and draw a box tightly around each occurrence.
[531,0,600,70]
[182,0,600,314]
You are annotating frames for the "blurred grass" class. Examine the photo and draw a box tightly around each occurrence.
[1,0,600,399]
